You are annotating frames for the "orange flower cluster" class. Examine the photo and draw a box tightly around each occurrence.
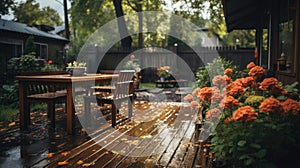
[219,95,240,109]
[198,87,220,102]
[246,62,256,69]
[233,106,258,122]
[224,117,233,124]
[259,98,283,113]
[205,108,221,121]
[260,77,279,90]
[192,88,201,97]
[281,99,300,115]
[212,75,226,87]
[248,66,266,77]
[225,75,232,84]
[189,100,201,109]
[224,68,233,76]
[184,94,194,102]
[226,81,244,96]
[211,92,225,104]
[270,84,288,96]
[235,76,255,88]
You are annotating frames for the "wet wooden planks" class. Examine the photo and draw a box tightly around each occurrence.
[30,102,212,168]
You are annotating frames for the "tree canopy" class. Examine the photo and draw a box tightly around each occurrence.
[0,0,14,15]
[12,0,62,26]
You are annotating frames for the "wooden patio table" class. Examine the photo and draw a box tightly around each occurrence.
[16,73,118,134]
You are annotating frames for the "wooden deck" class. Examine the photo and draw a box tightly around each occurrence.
[0,101,213,168]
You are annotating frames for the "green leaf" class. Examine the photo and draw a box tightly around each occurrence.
[250,143,261,149]
[277,95,287,101]
[256,149,267,158]
[239,154,250,160]
[245,158,254,166]
[238,140,246,147]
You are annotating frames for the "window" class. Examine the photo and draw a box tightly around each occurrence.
[278,0,296,73]
[35,43,48,59]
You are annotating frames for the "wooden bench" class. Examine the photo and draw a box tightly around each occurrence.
[155,79,189,88]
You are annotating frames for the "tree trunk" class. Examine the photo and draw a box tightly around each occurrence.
[137,2,143,48]
[63,0,70,39]
[113,0,132,49]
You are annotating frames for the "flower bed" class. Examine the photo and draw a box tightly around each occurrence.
[185,61,300,167]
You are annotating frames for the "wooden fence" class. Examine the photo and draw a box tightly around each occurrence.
[83,46,254,83]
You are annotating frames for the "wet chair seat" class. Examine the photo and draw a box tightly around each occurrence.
[84,70,135,127]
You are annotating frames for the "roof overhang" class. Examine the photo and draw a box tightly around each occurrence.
[222,0,269,32]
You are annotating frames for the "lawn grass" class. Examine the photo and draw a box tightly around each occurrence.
[0,103,49,123]
[0,105,19,123]
[139,82,156,89]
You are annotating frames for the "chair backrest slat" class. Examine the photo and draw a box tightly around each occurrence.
[113,70,135,99]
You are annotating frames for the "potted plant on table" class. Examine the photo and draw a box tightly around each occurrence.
[66,61,86,76]
[157,66,171,82]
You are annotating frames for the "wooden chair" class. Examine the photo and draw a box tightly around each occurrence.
[84,70,135,127]
[26,83,67,127]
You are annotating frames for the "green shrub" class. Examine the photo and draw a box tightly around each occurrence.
[195,57,240,88]
[0,105,19,123]
[0,83,19,106]
[8,54,44,74]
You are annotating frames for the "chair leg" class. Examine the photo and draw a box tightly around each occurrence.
[47,101,55,127]
[128,96,133,118]
[25,102,31,126]
[84,97,91,114]
[111,103,117,127]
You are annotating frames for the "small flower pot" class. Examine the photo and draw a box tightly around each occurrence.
[66,67,86,76]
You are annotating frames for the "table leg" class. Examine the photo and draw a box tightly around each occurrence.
[66,85,75,134]
[19,82,29,130]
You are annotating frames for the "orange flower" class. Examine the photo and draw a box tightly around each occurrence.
[246,62,256,69]
[198,87,220,101]
[189,100,201,109]
[224,75,232,84]
[184,94,194,102]
[270,84,288,96]
[259,98,283,113]
[224,68,233,76]
[212,75,226,88]
[260,77,279,90]
[211,92,225,104]
[235,77,255,88]
[233,106,258,122]
[205,108,221,121]
[219,96,240,109]
[226,81,244,96]
[281,99,300,115]
[248,66,266,77]
[224,117,233,124]
[192,88,201,97]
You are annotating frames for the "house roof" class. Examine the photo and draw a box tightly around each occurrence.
[221,0,268,32]
[53,25,65,34]
[222,0,292,32]
[0,19,69,42]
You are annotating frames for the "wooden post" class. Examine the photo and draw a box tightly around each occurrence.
[66,85,74,134]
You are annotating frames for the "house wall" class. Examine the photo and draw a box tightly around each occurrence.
[273,0,300,87]
[0,30,67,84]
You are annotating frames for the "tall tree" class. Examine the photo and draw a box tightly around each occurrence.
[113,0,132,48]
[0,0,14,15]
[12,0,62,26]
